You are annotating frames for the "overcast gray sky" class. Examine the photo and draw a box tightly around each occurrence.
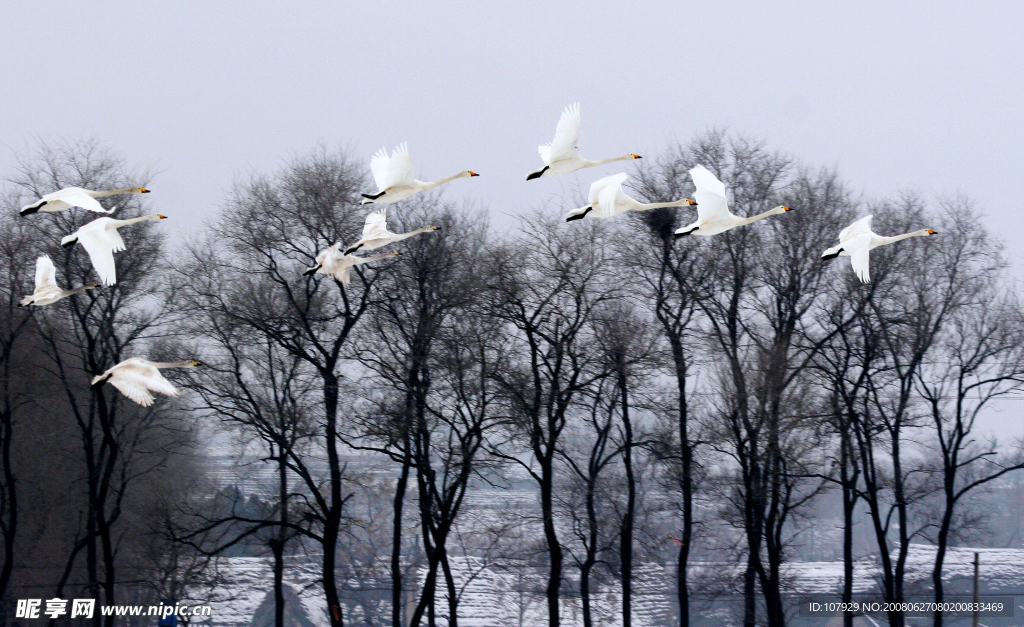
[3,1,1023,255]
[4,1,1024,436]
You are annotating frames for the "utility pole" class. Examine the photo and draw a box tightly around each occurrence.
[972,551,980,627]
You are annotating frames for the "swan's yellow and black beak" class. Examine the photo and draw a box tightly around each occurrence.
[927,229,936,234]
[158,214,167,219]
[687,199,697,205]
[469,171,480,177]
[631,154,642,159]
[140,188,151,193]
[191,360,202,367]
[783,206,793,211]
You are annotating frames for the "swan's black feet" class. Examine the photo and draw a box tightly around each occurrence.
[19,201,44,216]
[566,207,592,222]
[526,166,549,181]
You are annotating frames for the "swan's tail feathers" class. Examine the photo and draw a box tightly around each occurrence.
[91,373,112,389]
[20,201,45,216]
[821,247,843,260]
[526,166,549,181]
[361,191,386,201]
[61,234,79,248]
[565,207,592,222]
[303,264,321,276]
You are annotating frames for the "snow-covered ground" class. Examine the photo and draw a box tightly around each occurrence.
[184,545,1024,627]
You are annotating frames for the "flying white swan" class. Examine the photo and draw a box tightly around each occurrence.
[565,173,696,221]
[20,186,150,216]
[360,143,478,204]
[344,208,439,254]
[674,165,791,237]
[526,103,641,180]
[60,214,167,286]
[821,215,936,283]
[91,358,200,407]
[304,246,399,284]
[18,255,99,307]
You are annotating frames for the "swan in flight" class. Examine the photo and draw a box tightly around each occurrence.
[360,143,478,204]
[674,165,791,237]
[565,173,695,221]
[304,246,399,284]
[344,208,439,254]
[91,358,200,407]
[822,215,936,283]
[18,256,99,307]
[526,103,641,180]
[60,214,167,286]
[20,186,150,216]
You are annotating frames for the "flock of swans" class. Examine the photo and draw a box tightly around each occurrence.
[12,103,936,407]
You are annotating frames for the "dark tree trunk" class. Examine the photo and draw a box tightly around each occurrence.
[839,420,858,627]
[392,450,411,627]
[619,372,635,627]
[541,452,562,627]
[322,375,345,627]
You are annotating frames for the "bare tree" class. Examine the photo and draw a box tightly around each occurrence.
[0,205,36,609]
[672,132,852,627]
[350,202,499,627]
[7,139,180,627]
[904,202,1024,627]
[487,216,616,627]
[180,145,374,627]
[630,150,716,627]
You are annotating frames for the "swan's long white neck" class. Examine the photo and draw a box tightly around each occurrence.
[741,207,785,225]
[92,188,139,198]
[585,154,636,167]
[392,226,436,241]
[420,171,470,190]
[875,229,932,246]
[111,214,163,227]
[151,361,197,369]
[637,198,693,211]
[65,284,97,296]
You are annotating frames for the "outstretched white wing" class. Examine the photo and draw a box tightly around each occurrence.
[361,209,390,240]
[109,359,180,406]
[77,219,119,286]
[592,173,628,216]
[539,102,581,165]
[54,187,109,213]
[690,165,731,222]
[370,143,414,191]
[35,255,57,289]
[839,215,873,243]
[851,246,871,283]
[110,377,156,406]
